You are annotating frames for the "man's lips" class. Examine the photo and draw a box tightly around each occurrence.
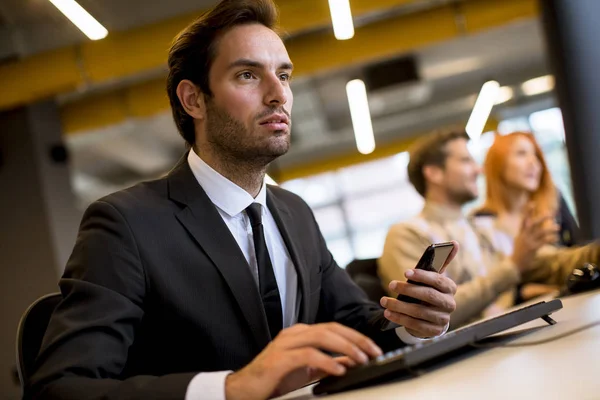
[258,113,290,131]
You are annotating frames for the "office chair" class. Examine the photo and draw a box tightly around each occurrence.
[345,258,386,303]
[15,293,62,391]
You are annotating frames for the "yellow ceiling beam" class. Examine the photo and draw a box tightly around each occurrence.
[0,48,83,110]
[462,0,539,33]
[60,78,169,133]
[0,0,416,111]
[62,0,537,135]
[279,0,416,33]
[287,5,458,76]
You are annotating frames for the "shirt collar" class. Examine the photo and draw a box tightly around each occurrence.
[187,149,267,217]
[422,200,466,223]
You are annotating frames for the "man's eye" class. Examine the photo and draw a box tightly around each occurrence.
[240,72,254,80]
[279,73,291,82]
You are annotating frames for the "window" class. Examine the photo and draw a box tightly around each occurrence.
[282,152,422,268]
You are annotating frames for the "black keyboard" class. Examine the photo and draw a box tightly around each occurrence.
[314,299,563,395]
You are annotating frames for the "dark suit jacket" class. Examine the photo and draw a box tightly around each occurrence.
[27,160,401,399]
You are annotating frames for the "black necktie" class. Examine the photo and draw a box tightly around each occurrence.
[246,203,283,339]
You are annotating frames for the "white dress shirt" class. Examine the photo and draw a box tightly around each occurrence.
[185,150,297,400]
[184,149,440,400]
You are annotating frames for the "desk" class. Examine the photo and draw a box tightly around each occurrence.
[278,290,600,400]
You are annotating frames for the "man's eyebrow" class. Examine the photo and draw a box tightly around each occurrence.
[227,59,263,70]
[227,59,294,71]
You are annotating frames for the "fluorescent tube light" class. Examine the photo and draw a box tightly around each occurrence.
[328,0,354,40]
[495,86,514,105]
[466,80,500,141]
[49,0,108,40]
[346,79,376,155]
[522,75,555,96]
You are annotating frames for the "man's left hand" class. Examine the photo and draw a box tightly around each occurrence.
[380,270,457,338]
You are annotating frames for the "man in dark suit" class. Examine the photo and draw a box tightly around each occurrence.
[28,0,458,399]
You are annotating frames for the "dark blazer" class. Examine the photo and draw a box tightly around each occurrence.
[28,160,401,399]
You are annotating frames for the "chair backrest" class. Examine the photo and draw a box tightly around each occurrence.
[345,259,386,303]
[15,293,62,390]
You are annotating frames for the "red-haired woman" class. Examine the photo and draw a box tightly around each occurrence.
[477,131,592,302]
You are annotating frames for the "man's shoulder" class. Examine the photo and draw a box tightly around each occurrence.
[93,175,171,216]
[389,214,431,235]
[387,214,449,246]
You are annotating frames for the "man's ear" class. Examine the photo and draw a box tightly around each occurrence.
[423,164,445,186]
[176,79,206,120]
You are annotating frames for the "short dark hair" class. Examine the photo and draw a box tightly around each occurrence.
[407,130,470,197]
[166,0,279,146]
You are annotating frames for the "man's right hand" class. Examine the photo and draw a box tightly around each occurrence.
[224,322,383,400]
[511,208,559,272]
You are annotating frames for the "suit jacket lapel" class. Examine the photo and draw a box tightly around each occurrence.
[168,160,271,349]
[266,187,311,324]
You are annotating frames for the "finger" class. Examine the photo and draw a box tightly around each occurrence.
[281,326,372,364]
[322,323,383,358]
[403,269,457,294]
[334,356,357,368]
[521,204,536,229]
[529,215,555,231]
[306,356,357,384]
[390,281,456,311]
[532,222,559,239]
[285,349,346,377]
[383,311,447,338]
[532,227,559,245]
[380,297,451,326]
[546,233,559,244]
[439,241,460,274]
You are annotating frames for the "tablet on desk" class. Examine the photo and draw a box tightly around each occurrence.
[314,299,563,395]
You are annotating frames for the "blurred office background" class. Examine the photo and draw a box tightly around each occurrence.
[0,0,578,397]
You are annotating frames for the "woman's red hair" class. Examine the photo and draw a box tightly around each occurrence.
[481,132,557,217]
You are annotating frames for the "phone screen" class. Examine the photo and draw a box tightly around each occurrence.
[431,242,454,272]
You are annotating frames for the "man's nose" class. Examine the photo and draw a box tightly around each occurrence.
[263,75,288,106]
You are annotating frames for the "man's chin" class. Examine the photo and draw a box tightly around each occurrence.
[453,191,478,205]
[265,144,290,159]
[266,134,291,155]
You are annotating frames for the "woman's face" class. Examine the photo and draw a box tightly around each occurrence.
[503,136,543,193]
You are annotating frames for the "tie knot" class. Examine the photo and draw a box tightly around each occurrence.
[246,203,263,226]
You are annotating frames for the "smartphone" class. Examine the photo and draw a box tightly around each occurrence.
[396,241,455,304]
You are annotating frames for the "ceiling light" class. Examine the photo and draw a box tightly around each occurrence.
[495,86,514,105]
[49,0,108,40]
[346,79,376,155]
[421,57,483,80]
[466,80,500,142]
[521,75,555,96]
[328,0,354,40]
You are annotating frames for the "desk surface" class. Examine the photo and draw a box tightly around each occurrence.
[279,290,600,400]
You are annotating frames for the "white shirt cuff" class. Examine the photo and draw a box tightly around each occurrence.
[185,370,233,400]
[394,323,450,345]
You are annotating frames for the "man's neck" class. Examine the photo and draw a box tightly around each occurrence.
[425,191,463,212]
[192,145,265,198]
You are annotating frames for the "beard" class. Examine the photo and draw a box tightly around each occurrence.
[204,98,291,168]
[448,186,478,205]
